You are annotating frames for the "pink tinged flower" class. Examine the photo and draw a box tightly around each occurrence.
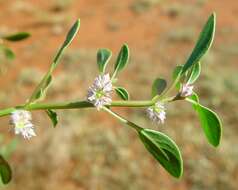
[10,110,36,140]
[146,101,166,125]
[87,73,113,110]
[180,84,194,97]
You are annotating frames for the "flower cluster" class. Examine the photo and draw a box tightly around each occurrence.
[87,73,113,110]
[10,110,36,139]
[146,101,166,125]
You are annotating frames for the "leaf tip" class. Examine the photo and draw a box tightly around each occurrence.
[211,12,216,20]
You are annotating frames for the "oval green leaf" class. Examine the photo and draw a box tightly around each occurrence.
[139,129,183,178]
[182,13,216,73]
[151,78,167,97]
[3,32,30,41]
[0,155,11,184]
[186,94,222,147]
[115,87,129,100]
[114,44,129,74]
[196,105,222,147]
[97,48,112,73]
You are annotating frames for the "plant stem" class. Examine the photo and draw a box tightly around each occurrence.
[102,106,142,131]
[0,100,155,117]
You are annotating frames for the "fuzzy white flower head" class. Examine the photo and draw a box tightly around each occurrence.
[146,101,166,125]
[87,73,113,110]
[180,83,194,97]
[10,110,36,140]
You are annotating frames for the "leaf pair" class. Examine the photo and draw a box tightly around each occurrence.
[97,44,130,101]
[172,62,201,89]
[152,13,215,97]
[97,44,129,76]
[186,93,222,147]
[173,13,215,86]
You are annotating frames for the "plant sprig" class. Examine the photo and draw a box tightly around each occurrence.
[0,12,222,184]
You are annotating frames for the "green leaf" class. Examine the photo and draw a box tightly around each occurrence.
[139,129,183,178]
[151,78,167,97]
[182,13,216,73]
[115,87,129,100]
[0,155,11,184]
[3,32,30,41]
[28,19,80,103]
[102,107,182,178]
[114,44,129,75]
[196,105,222,147]
[187,62,201,84]
[3,47,15,60]
[186,94,222,147]
[46,109,58,127]
[97,49,112,73]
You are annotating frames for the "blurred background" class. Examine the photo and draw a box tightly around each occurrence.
[0,0,237,189]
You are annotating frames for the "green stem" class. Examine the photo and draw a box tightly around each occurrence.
[102,106,142,131]
[111,100,154,107]
[0,100,155,117]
